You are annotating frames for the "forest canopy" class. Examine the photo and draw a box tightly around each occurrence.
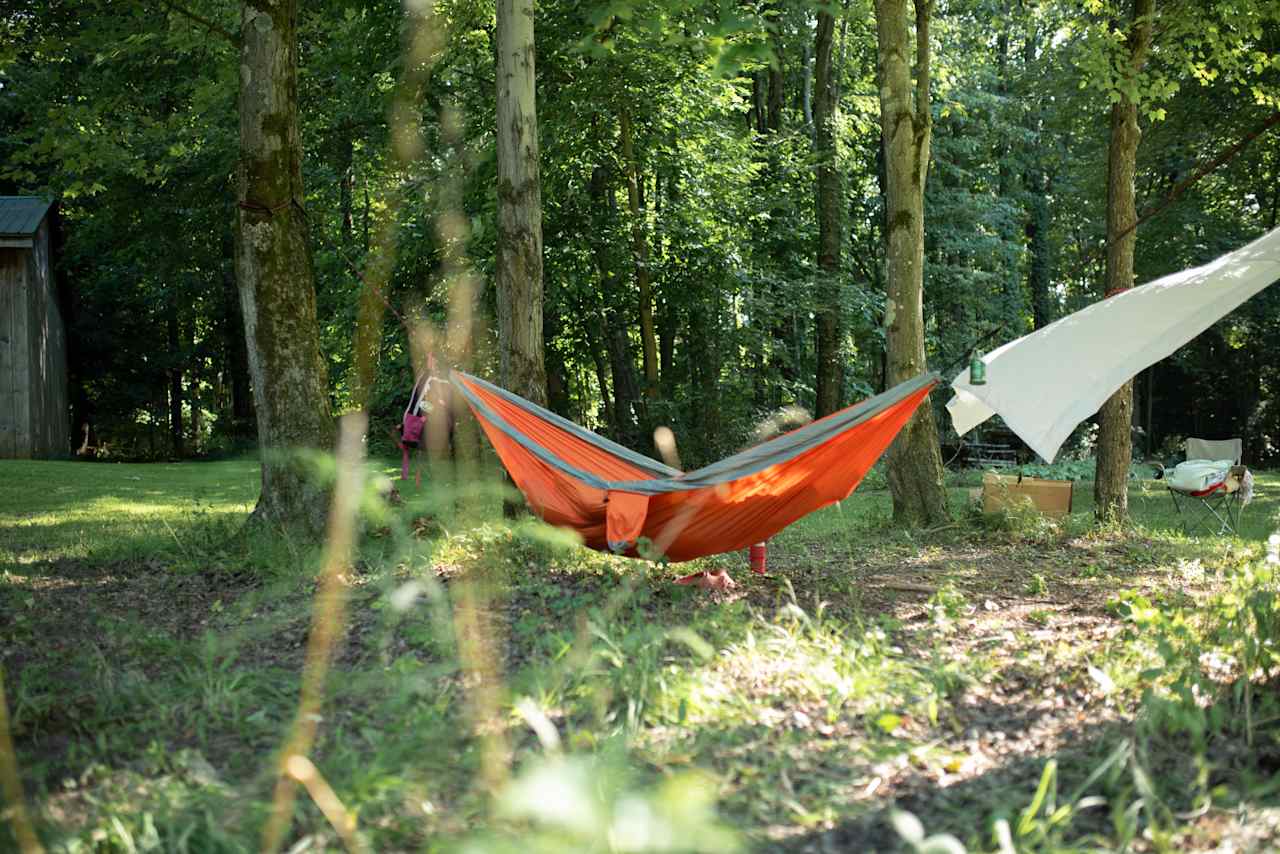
[2,0,1279,468]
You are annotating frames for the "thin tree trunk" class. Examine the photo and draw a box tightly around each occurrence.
[764,14,791,402]
[658,297,675,395]
[1022,27,1054,330]
[1026,177,1053,328]
[619,109,659,401]
[168,303,184,458]
[751,72,768,133]
[584,319,614,427]
[813,6,842,418]
[877,0,950,526]
[235,0,335,532]
[767,34,783,132]
[802,41,814,135]
[222,236,255,435]
[339,135,354,245]
[1094,0,1153,522]
[545,310,570,415]
[589,164,641,443]
[188,315,201,454]
[363,180,371,253]
[1270,167,1279,229]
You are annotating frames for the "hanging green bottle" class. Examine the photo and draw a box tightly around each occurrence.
[969,351,987,385]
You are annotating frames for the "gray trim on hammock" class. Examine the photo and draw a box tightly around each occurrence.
[451,370,939,497]
[452,371,682,477]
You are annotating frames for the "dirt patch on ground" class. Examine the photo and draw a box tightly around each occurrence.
[5,525,1275,851]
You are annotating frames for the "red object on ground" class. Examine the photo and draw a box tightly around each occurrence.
[749,542,768,574]
[675,570,737,590]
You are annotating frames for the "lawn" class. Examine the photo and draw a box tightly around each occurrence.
[3,458,1280,852]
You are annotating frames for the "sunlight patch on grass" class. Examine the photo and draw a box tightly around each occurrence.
[0,459,260,564]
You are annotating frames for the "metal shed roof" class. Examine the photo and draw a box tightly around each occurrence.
[0,197,53,239]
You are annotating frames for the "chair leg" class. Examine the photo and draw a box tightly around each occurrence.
[1169,487,1237,536]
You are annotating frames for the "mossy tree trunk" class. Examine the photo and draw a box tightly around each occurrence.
[495,0,548,408]
[813,5,843,418]
[1094,0,1154,522]
[877,0,950,526]
[235,0,334,533]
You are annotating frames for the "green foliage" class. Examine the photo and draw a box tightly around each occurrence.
[8,461,1280,850]
[1110,554,1280,751]
[3,0,1278,464]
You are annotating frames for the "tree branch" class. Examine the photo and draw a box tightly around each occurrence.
[1081,110,1280,272]
[157,0,238,45]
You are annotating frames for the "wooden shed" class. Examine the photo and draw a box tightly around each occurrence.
[1,197,70,458]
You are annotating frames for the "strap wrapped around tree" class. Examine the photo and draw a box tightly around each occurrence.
[452,370,939,562]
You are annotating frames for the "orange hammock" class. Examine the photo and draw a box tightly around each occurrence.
[452,371,939,562]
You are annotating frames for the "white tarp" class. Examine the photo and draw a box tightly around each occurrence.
[947,227,1280,462]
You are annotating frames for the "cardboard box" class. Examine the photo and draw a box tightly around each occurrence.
[981,473,1073,517]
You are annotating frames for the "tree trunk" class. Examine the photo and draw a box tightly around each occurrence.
[1023,28,1053,330]
[188,314,201,454]
[589,164,642,444]
[1094,0,1153,522]
[751,72,768,133]
[584,319,614,428]
[877,0,950,526]
[222,238,255,436]
[236,0,335,533]
[1026,177,1053,328]
[619,109,659,401]
[168,302,184,458]
[658,296,676,396]
[496,0,548,409]
[802,41,814,135]
[545,310,570,415]
[338,134,354,245]
[813,6,842,418]
[767,40,783,132]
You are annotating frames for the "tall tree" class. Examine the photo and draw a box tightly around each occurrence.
[1093,0,1153,521]
[877,0,950,525]
[235,0,335,531]
[620,108,659,402]
[813,4,842,417]
[495,0,548,407]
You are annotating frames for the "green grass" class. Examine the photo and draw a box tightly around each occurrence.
[3,459,1280,852]
[0,458,260,566]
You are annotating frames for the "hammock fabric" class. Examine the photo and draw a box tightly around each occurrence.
[452,370,939,562]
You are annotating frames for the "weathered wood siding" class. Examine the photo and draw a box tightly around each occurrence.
[0,217,69,459]
[0,246,27,457]
[29,219,69,457]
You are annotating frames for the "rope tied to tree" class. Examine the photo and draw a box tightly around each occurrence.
[237,197,301,217]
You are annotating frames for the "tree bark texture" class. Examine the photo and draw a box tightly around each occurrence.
[1094,0,1153,522]
[496,0,549,408]
[813,7,842,418]
[877,0,950,526]
[235,0,335,533]
[619,109,659,401]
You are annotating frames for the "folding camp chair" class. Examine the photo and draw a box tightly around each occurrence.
[1164,437,1251,536]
